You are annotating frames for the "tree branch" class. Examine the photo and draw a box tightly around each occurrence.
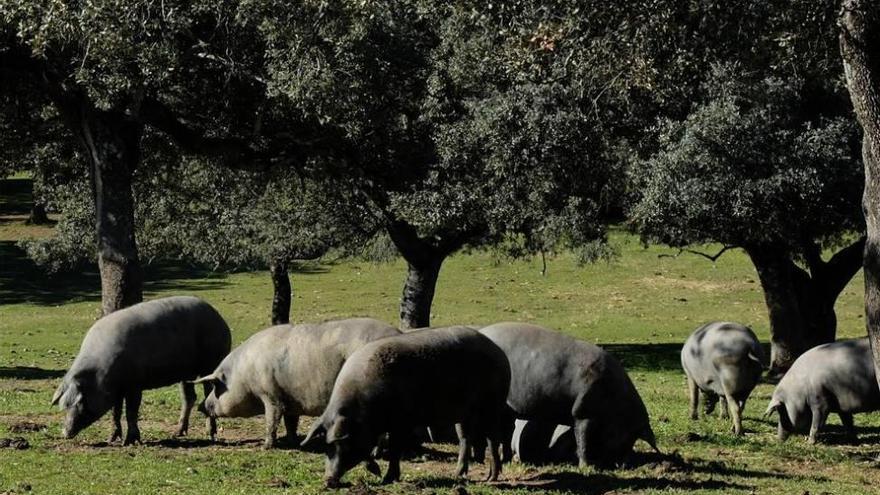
[823,236,867,298]
[658,245,736,267]
[138,97,268,169]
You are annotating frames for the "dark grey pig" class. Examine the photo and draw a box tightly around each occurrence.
[194,318,400,448]
[479,322,657,467]
[681,321,764,435]
[301,326,511,487]
[52,296,231,444]
[766,338,880,444]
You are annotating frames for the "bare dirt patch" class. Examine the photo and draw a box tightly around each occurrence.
[8,421,46,433]
[637,276,733,293]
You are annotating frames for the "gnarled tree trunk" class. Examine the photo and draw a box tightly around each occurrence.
[75,106,144,316]
[746,239,865,378]
[841,1,880,386]
[270,260,292,325]
[386,221,453,330]
[399,256,444,329]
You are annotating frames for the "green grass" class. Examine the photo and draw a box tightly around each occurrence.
[1,179,878,494]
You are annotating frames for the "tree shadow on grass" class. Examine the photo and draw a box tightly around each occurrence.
[0,241,335,306]
[0,178,33,216]
[417,451,780,493]
[487,472,748,494]
[0,242,236,306]
[603,343,683,372]
[0,366,65,380]
[149,437,263,449]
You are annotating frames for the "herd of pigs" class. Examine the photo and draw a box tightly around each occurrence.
[48,295,880,487]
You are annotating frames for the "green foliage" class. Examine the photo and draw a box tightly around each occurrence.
[630,64,863,252]
[22,141,374,272]
[248,1,616,255]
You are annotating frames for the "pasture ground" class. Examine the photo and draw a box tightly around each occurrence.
[1,176,879,494]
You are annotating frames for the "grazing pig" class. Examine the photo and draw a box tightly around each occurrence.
[765,338,880,444]
[301,326,511,487]
[51,296,231,445]
[194,318,400,448]
[680,321,764,435]
[479,322,657,467]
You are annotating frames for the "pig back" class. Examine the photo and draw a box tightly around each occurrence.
[681,322,762,395]
[335,326,510,428]
[269,318,400,415]
[782,338,880,413]
[75,296,231,391]
[480,322,603,424]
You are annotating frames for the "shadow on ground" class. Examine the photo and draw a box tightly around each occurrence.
[0,366,65,380]
[0,241,332,306]
[414,450,782,493]
[0,177,32,216]
[604,343,682,372]
[0,242,236,306]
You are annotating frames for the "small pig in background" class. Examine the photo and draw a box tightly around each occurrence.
[766,338,880,444]
[681,321,764,435]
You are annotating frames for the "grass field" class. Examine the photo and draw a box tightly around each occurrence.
[1,176,879,494]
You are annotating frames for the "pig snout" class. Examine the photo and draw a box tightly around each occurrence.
[324,476,342,489]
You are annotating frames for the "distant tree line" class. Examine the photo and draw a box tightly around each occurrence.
[3,0,880,378]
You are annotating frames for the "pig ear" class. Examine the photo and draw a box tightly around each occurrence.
[190,372,219,385]
[364,458,381,476]
[763,399,781,419]
[51,382,67,406]
[747,351,764,369]
[301,420,327,448]
[326,417,351,443]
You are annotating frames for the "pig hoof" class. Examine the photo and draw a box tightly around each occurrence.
[175,427,188,437]
[123,431,141,446]
[108,430,122,443]
[262,441,275,450]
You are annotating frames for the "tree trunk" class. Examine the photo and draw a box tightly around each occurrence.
[26,200,49,225]
[384,220,452,330]
[26,166,50,225]
[399,257,443,329]
[841,1,880,385]
[76,108,144,316]
[270,261,291,325]
[747,240,864,378]
[747,247,811,376]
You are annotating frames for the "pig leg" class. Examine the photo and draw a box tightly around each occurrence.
[381,430,402,484]
[840,412,857,443]
[281,414,300,444]
[201,382,218,441]
[808,405,828,444]
[724,393,741,435]
[108,397,123,443]
[455,423,471,478]
[501,407,515,463]
[123,390,142,446]
[718,396,729,420]
[688,376,699,420]
[485,435,502,482]
[776,404,792,442]
[262,398,282,449]
[176,382,197,437]
[703,392,718,416]
[574,418,592,468]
